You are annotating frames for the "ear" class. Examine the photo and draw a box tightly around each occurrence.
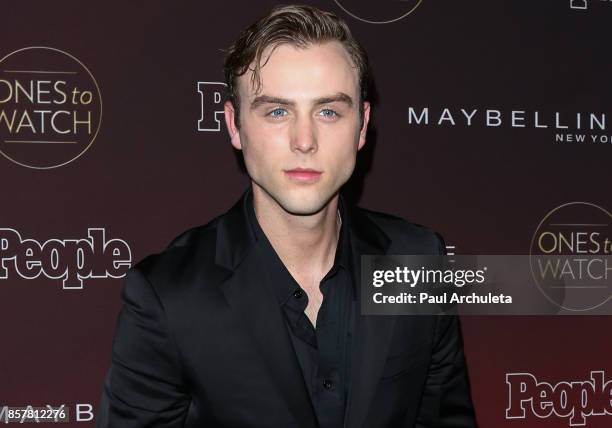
[357,101,370,151]
[224,100,242,150]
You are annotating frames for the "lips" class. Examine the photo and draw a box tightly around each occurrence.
[284,168,322,182]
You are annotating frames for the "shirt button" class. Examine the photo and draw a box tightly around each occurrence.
[323,379,333,390]
[293,289,303,299]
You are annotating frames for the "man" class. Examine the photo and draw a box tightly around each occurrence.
[97,5,476,427]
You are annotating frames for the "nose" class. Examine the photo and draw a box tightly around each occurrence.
[290,115,317,154]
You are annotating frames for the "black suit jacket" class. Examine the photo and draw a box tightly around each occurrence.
[97,189,477,427]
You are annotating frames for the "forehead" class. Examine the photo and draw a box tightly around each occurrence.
[238,41,359,101]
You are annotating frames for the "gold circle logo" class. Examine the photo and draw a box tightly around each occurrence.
[0,47,102,169]
[333,0,423,24]
[529,202,612,312]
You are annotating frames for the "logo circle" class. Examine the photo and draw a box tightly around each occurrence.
[529,202,612,312]
[333,0,423,24]
[0,46,102,169]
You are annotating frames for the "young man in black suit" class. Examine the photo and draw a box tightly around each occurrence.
[97,5,476,427]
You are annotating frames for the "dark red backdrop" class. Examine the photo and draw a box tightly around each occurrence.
[1,1,610,426]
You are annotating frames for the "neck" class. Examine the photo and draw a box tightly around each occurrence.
[252,184,341,278]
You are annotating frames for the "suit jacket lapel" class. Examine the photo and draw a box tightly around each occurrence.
[344,204,397,428]
[216,190,318,428]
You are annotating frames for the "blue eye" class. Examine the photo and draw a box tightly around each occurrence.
[269,108,287,117]
[320,109,338,118]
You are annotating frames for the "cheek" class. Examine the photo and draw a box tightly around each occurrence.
[243,118,287,149]
[324,146,357,184]
[322,117,360,143]
[323,126,359,160]
[241,133,284,176]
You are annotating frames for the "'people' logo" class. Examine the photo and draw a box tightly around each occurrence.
[570,0,588,10]
[0,228,131,289]
[506,371,612,426]
[197,81,226,132]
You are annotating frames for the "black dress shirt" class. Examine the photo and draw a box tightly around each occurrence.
[245,191,355,428]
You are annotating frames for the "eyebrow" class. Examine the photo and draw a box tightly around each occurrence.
[250,92,354,110]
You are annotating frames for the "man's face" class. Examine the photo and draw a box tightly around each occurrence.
[224,41,370,215]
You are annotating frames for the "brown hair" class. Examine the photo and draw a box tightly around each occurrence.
[223,4,370,128]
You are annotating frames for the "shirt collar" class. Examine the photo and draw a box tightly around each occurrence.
[244,187,353,303]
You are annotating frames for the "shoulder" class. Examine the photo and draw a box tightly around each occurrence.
[128,214,225,296]
[355,206,447,255]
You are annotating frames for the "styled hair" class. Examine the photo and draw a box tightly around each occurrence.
[223,4,370,128]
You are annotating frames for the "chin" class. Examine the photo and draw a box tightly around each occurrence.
[274,191,334,216]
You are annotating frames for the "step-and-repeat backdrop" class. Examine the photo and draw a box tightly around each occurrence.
[1,1,610,426]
